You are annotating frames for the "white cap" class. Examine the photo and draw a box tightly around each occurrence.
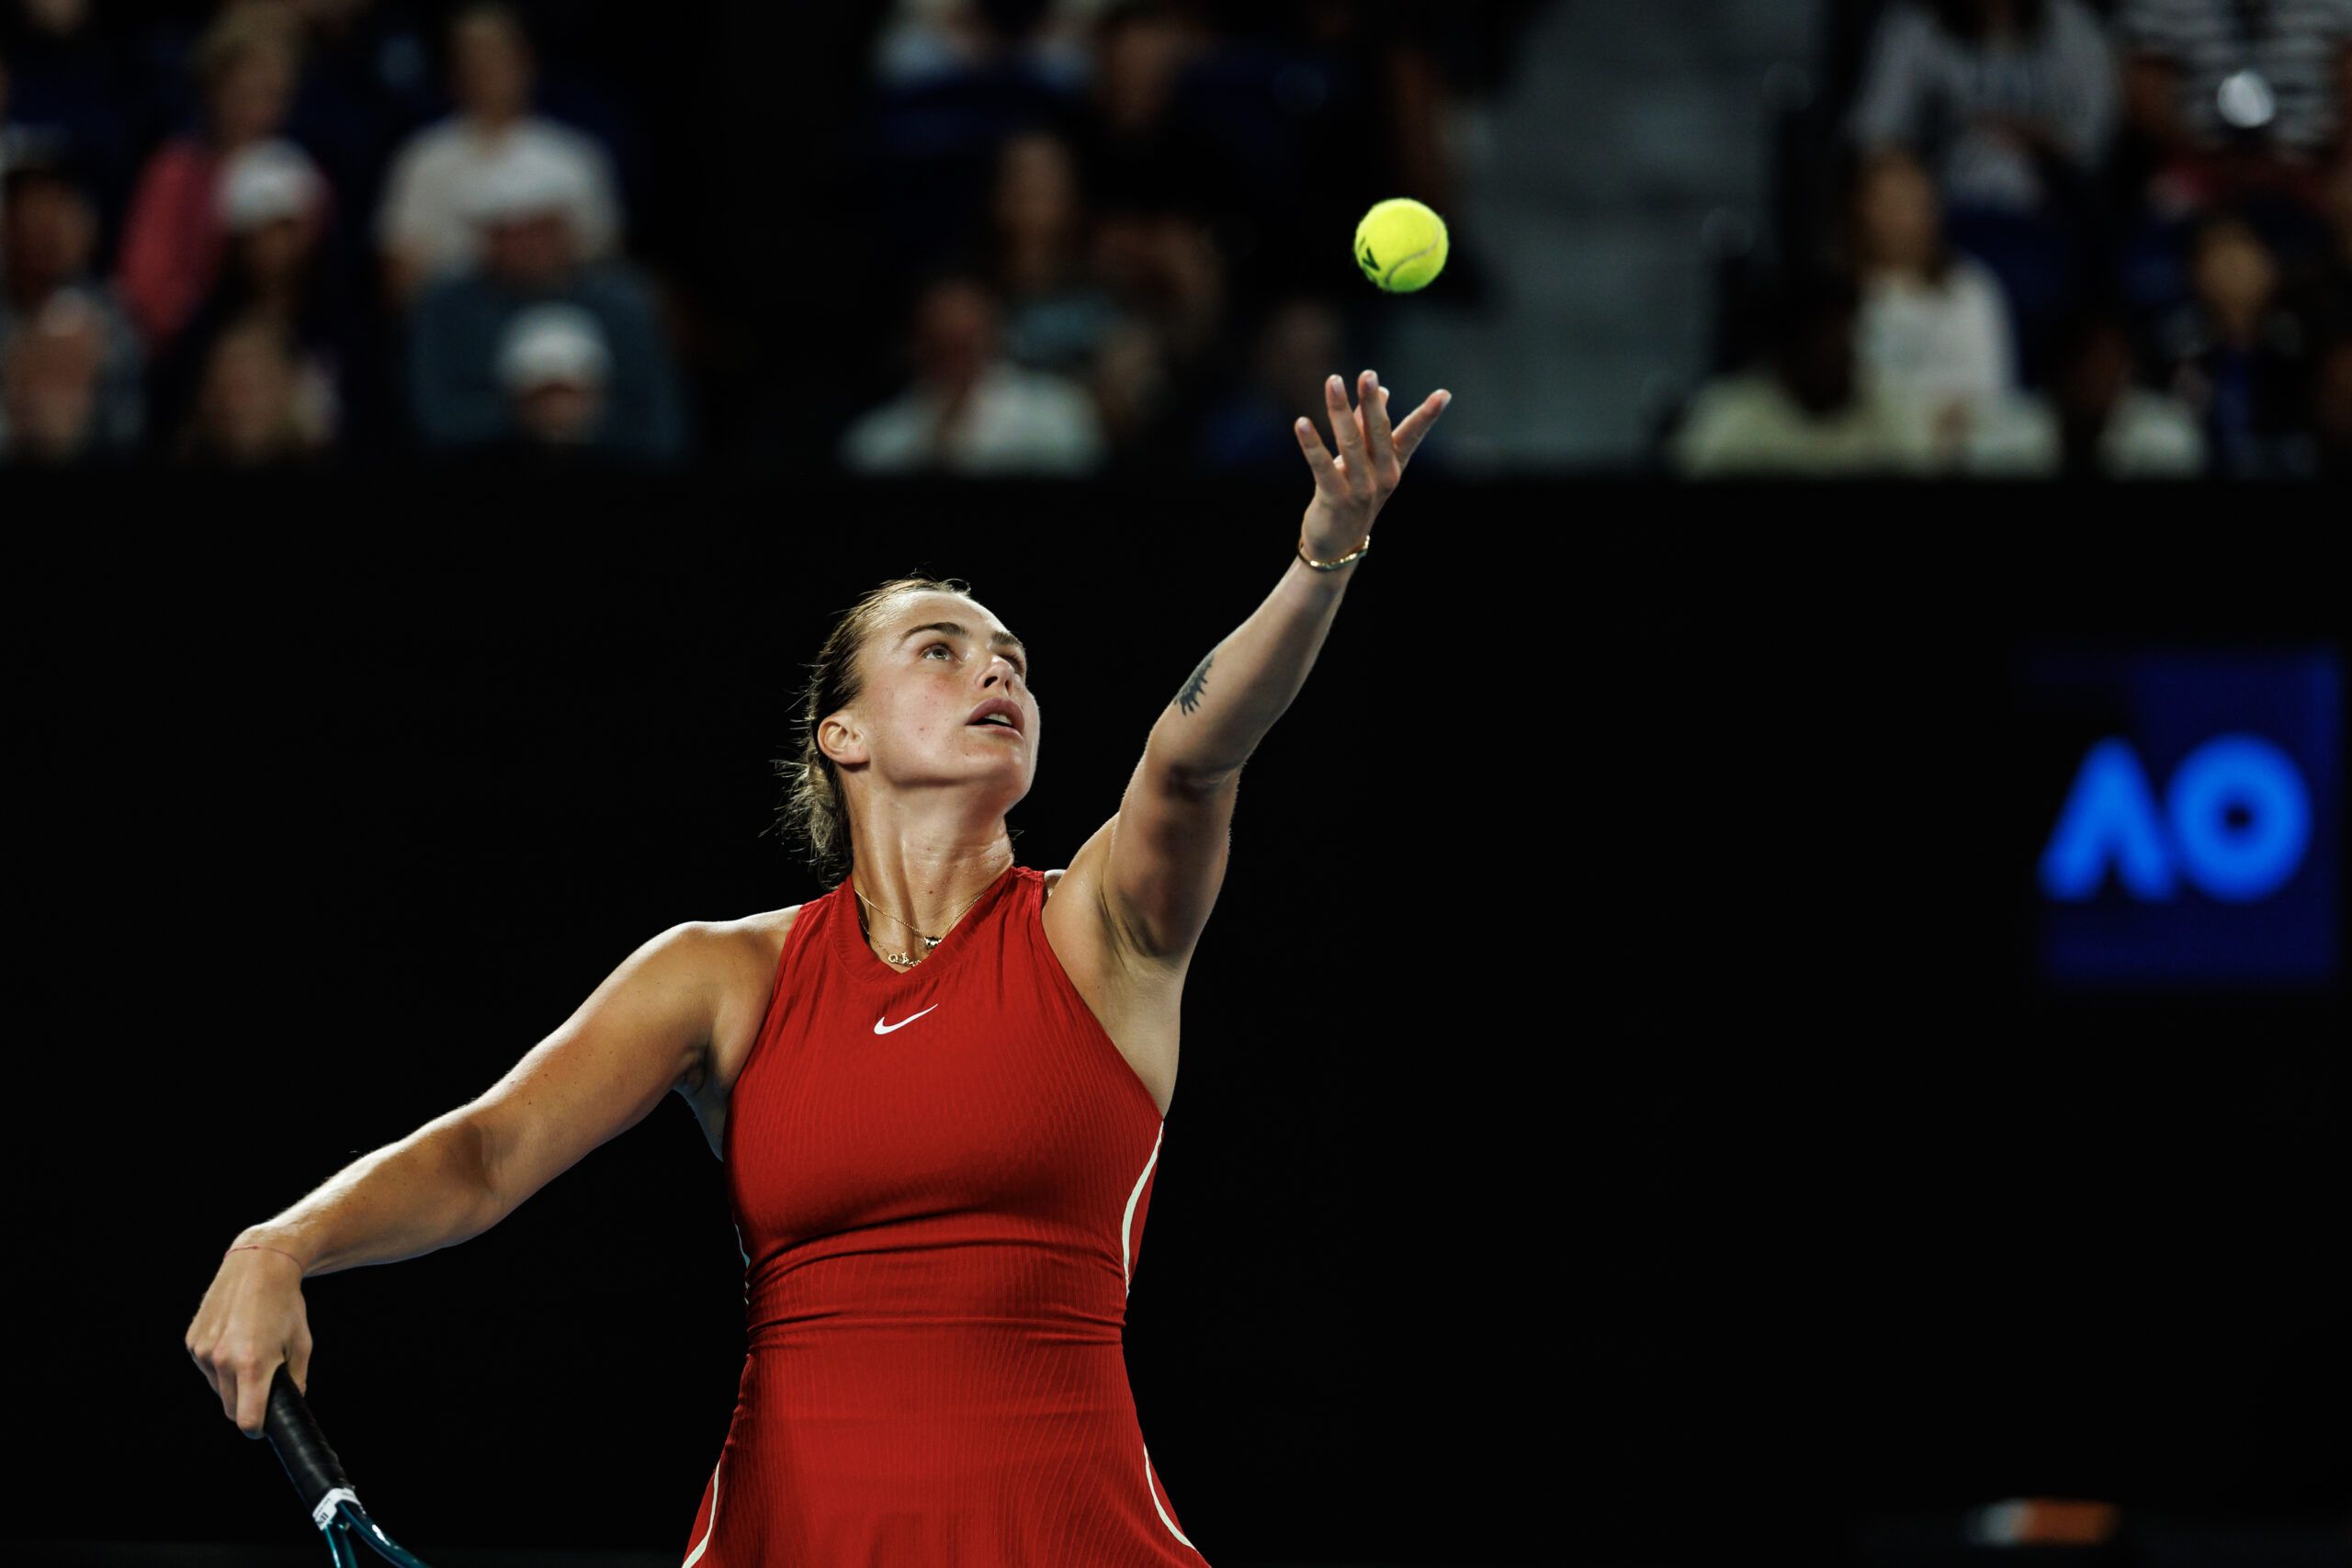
[463,139,594,227]
[497,302,611,391]
[218,140,324,232]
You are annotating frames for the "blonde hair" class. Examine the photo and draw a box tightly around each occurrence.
[775,575,972,884]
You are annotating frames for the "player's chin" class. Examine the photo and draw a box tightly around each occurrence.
[954,735,1033,778]
[989,769,1036,815]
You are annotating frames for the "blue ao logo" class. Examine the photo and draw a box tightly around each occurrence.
[2039,734,2313,904]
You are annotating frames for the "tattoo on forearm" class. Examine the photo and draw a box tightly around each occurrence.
[1175,652,1213,715]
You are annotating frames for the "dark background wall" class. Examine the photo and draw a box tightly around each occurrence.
[7,476,2345,1564]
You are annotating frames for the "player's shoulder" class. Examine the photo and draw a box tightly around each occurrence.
[649,907,806,998]
[710,904,807,968]
[657,909,802,1106]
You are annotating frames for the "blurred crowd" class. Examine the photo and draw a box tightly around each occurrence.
[821,0,1525,478]
[0,0,1529,473]
[1672,0,2352,479]
[2,0,681,468]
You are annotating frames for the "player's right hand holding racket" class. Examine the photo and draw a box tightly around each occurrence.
[189,1247,435,1564]
[187,1239,313,1437]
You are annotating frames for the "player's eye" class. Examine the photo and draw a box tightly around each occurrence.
[922,642,953,660]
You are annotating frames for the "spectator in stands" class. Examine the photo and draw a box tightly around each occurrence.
[1195,295,1344,473]
[0,288,108,460]
[983,130,1122,376]
[1847,147,2019,457]
[1671,266,1938,476]
[267,0,439,242]
[376,3,620,305]
[2154,210,2312,471]
[871,0,1100,90]
[1850,0,2120,216]
[0,152,141,455]
[494,301,611,457]
[2117,0,2352,212]
[1088,203,1228,446]
[1851,1,2118,377]
[1085,310,1170,459]
[154,139,347,453]
[1070,3,1219,228]
[859,0,1090,285]
[176,314,319,465]
[116,5,305,353]
[404,141,684,463]
[1962,307,2207,472]
[840,273,1105,473]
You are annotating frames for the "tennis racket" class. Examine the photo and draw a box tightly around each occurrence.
[263,1362,435,1566]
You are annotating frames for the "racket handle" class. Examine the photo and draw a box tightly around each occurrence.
[263,1362,356,1521]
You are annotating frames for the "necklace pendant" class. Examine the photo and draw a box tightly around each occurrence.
[922,934,943,951]
[886,949,916,966]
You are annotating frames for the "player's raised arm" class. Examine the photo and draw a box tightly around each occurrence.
[1089,368,1451,963]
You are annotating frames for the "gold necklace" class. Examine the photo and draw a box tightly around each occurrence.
[852,870,1002,967]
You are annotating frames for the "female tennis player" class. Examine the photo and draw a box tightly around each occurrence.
[187,368,1450,1564]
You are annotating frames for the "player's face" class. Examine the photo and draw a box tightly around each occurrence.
[841,592,1037,803]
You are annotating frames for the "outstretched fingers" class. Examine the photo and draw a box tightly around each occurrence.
[1322,374,1371,494]
[1391,389,1453,465]
[1295,415,1343,496]
[1358,370,1396,476]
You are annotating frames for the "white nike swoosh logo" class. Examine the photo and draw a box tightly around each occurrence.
[873,1004,940,1035]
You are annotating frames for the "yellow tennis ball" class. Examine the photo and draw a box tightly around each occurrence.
[1353,198,1448,293]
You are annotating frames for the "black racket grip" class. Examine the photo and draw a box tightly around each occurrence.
[264,1363,355,1517]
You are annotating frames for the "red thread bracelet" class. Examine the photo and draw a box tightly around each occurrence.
[227,1243,306,1269]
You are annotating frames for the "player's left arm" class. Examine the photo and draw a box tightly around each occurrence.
[1069,369,1452,965]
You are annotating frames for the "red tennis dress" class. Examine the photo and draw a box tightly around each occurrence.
[678,864,1208,1565]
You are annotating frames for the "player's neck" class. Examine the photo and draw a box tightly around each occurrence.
[846,827,1015,943]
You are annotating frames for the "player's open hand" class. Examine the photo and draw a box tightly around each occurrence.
[1294,370,1451,559]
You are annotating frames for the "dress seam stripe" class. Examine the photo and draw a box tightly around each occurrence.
[681,1456,721,1567]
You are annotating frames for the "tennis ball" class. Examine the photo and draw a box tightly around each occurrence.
[1353,198,1448,293]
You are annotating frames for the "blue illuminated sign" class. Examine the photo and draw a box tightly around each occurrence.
[2040,734,2312,903]
[2030,652,2338,987]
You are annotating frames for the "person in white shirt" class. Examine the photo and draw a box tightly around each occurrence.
[1673,267,1939,477]
[375,3,620,304]
[1963,310,2206,474]
[1849,0,2120,215]
[842,276,1106,476]
[1848,147,2020,459]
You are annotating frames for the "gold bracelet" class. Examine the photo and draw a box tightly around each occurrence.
[1296,531,1372,571]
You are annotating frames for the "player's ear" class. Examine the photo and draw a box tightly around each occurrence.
[819,712,867,767]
